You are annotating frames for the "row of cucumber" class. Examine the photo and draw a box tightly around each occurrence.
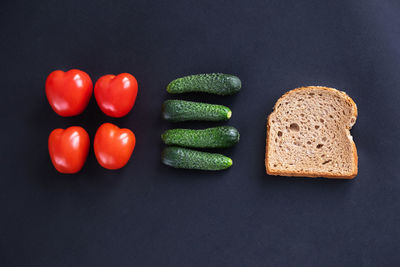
[161,73,242,171]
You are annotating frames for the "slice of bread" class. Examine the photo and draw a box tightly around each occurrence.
[265,86,358,179]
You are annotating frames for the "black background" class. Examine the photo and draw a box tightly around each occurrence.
[1,0,400,266]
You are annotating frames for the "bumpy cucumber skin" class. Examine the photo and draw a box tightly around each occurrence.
[161,126,240,148]
[167,73,241,95]
[162,100,232,122]
[161,147,232,170]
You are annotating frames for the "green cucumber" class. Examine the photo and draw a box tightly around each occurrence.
[162,100,232,122]
[161,147,232,170]
[167,73,241,95]
[161,126,240,148]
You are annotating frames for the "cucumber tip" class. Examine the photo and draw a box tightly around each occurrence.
[228,76,242,90]
[228,158,233,167]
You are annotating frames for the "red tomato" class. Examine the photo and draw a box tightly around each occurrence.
[45,69,93,117]
[94,123,136,170]
[48,126,90,174]
[94,73,138,117]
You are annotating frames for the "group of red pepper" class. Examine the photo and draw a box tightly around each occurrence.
[46,69,138,174]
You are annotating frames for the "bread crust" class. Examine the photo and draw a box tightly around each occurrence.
[265,86,358,179]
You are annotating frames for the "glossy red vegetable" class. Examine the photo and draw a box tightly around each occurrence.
[94,123,136,170]
[48,126,90,174]
[45,69,93,117]
[94,73,138,117]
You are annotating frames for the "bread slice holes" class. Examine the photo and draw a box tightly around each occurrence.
[321,154,325,157]
[289,123,300,131]
[318,93,322,96]
[320,118,324,123]
[322,137,327,142]
[307,141,312,145]
[329,115,334,119]
[300,113,304,117]
[322,159,332,165]
[277,131,282,137]
[309,93,315,96]
[315,125,319,129]
[316,144,323,149]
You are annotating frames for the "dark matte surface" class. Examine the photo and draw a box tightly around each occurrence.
[1,0,400,266]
